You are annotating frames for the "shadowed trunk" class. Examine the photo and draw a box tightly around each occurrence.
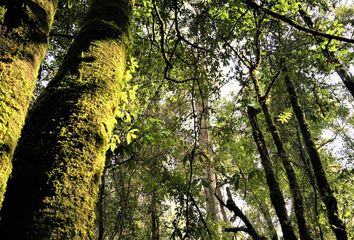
[97,165,108,240]
[247,106,297,240]
[0,0,134,238]
[250,69,312,240]
[150,191,160,240]
[0,0,57,208]
[284,75,347,240]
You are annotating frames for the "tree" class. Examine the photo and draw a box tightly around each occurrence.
[247,106,297,240]
[0,0,134,238]
[285,75,348,240]
[0,0,57,207]
[0,0,353,239]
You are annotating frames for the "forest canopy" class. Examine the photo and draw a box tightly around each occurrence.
[0,0,353,239]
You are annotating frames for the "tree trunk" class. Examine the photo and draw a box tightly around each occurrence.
[0,0,134,239]
[250,69,312,240]
[97,165,107,240]
[247,106,297,240]
[284,75,348,240]
[197,95,223,224]
[150,191,160,240]
[0,0,57,208]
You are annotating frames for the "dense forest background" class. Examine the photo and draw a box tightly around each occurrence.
[0,0,353,239]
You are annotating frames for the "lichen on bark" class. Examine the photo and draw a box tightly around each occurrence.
[0,0,134,239]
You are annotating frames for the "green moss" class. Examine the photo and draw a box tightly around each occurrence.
[0,0,58,208]
[0,6,5,23]
[0,0,134,239]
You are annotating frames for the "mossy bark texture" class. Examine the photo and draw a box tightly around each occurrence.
[250,70,312,240]
[0,0,57,208]
[0,0,133,239]
[247,106,297,240]
[284,75,348,240]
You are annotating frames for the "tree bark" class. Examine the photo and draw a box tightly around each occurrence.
[197,95,223,223]
[0,0,57,208]
[150,190,160,240]
[247,106,298,240]
[0,0,134,239]
[250,69,312,240]
[97,165,107,240]
[284,75,348,240]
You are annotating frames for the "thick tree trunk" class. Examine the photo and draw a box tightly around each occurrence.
[299,9,354,99]
[0,0,57,208]
[0,0,134,239]
[247,106,297,240]
[250,69,312,240]
[284,75,348,240]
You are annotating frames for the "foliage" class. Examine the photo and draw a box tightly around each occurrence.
[1,0,353,239]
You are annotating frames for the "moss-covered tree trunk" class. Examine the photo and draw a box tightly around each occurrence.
[247,106,298,240]
[250,69,312,240]
[284,75,348,240]
[0,0,133,238]
[0,0,57,208]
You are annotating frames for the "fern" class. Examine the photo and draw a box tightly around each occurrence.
[277,108,293,124]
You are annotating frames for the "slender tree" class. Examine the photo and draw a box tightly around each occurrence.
[0,0,57,207]
[247,106,298,240]
[241,14,313,238]
[0,0,134,238]
[250,67,313,240]
[284,75,348,240]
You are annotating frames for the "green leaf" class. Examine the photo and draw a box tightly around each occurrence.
[277,108,293,124]
[127,129,139,144]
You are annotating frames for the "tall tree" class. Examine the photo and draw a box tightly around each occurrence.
[0,0,134,238]
[285,75,348,240]
[0,0,57,207]
[247,106,298,240]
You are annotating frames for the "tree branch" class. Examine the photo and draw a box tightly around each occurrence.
[215,188,264,240]
[244,0,354,44]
